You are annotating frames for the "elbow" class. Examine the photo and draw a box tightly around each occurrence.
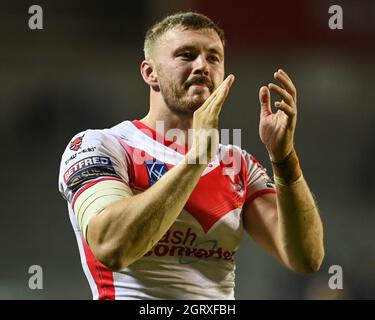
[295,258,323,274]
[292,247,325,274]
[88,241,130,272]
[86,224,133,272]
[89,239,148,272]
[99,254,127,272]
[101,250,146,272]
[86,223,150,272]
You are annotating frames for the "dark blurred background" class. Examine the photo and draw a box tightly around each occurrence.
[0,0,374,299]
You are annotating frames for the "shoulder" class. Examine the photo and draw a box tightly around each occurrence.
[219,144,272,182]
[219,144,262,167]
[58,126,129,182]
[60,123,129,160]
[60,129,107,161]
[58,127,129,197]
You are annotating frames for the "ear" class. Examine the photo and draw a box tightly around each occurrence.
[140,60,160,92]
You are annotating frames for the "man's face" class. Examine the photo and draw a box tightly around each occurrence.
[152,27,225,114]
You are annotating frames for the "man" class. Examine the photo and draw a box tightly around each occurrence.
[58,12,324,300]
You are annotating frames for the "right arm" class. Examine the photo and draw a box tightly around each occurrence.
[87,75,235,271]
[87,159,206,271]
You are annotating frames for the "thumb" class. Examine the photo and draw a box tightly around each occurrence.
[259,86,272,117]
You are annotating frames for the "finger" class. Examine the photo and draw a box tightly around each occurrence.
[199,84,223,111]
[259,86,272,117]
[268,83,294,105]
[274,101,296,118]
[200,75,234,112]
[274,69,297,100]
[278,69,292,82]
[209,74,235,115]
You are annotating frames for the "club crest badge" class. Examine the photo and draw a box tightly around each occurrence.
[145,160,168,186]
[70,135,84,151]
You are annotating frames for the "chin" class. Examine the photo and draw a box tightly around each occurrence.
[191,91,210,102]
[190,96,207,109]
[168,92,210,114]
[177,100,205,114]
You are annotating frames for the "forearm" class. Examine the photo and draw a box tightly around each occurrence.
[272,149,324,273]
[87,157,206,270]
[86,76,234,271]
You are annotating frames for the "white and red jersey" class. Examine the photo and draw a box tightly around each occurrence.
[58,120,276,300]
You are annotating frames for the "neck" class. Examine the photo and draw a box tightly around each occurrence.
[139,93,194,146]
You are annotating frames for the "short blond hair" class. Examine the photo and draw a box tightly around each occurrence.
[144,12,226,59]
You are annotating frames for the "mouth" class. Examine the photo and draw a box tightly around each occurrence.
[190,83,207,88]
[188,84,210,95]
[188,81,211,91]
[185,77,212,91]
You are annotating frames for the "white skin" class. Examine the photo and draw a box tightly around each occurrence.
[86,28,234,270]
[140,27,225,146]
[87,26,324,273]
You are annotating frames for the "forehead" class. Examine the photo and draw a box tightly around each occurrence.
[157,27,224,54]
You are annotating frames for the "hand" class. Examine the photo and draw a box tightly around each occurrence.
[259,69,297,162]
[187,74,235,164]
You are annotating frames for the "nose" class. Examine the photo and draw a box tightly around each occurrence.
[192,55,209,76]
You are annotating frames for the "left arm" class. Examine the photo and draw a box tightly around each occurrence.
[244,156,324,273]
[243,69,324,273]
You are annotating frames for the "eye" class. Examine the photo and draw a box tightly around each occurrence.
[208,55,220,63]
[178,52,195,60]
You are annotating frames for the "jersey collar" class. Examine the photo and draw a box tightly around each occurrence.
[132,120,189,155]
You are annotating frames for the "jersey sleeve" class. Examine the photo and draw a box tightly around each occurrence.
[58,130,132,239]
[242,150,276,203]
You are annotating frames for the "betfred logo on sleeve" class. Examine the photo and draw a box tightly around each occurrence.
[64,156,112,183]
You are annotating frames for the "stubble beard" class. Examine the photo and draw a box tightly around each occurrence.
[159,77,210,115]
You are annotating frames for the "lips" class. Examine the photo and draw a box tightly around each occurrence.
[190,83,207,87]
[187,81,211,92]
[186,77,212,91]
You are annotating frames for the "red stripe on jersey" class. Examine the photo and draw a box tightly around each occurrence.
[246,189,276,203]
[80,236,116,300]
[120,140,248,233]
[71,177,125,209]
[122,142,246,233]
[118,142,153,190]
[185,165,246,233]
[119,123,274,233]
[132,120,189,154]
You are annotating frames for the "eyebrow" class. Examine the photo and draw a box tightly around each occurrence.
[173,45,223,58]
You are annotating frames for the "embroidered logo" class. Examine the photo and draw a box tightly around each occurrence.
[69,135,84,151]
[145,160,168,186]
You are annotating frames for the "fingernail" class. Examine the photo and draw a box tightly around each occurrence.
[275,102,281,107]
